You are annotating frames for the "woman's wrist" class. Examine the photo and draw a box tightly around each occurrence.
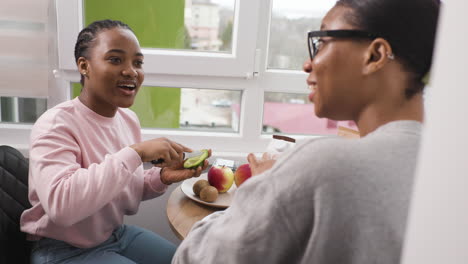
[130,144,144,161]
[160,167,172,185]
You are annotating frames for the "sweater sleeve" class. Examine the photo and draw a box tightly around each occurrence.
[172,171,301,264]
[125,109,168,200]
[172,139,328,264]
[29,131,142,227]
[142,167,168,200]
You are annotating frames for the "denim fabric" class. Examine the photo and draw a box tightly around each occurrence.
[30,225,176,264]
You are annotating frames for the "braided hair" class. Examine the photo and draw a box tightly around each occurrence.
[74,19,134,85]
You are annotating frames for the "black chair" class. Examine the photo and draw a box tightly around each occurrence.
[0,145,32,264]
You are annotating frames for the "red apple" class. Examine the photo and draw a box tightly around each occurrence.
[234,163,252,187]
[207,165,234,193]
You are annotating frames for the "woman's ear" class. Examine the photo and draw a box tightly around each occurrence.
[362,38,393,75]
[77,57,89,77]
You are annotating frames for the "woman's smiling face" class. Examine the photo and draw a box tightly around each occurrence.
[79,27,144,117]
[305,5,375,121]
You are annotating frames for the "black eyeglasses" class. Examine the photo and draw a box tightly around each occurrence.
[307,30,381,60]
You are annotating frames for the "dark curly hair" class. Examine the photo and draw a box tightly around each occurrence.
[74,19,134,85]
[336,0,440,98]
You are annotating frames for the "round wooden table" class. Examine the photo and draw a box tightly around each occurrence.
[166,186,224,240]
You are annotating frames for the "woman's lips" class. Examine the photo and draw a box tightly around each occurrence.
[117,81,138,96]
[308,84,316,102]
[118,86,136,96]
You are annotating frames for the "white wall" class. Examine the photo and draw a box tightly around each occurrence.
[401,1,468,263]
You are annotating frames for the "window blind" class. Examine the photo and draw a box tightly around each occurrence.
[0,0,49,97]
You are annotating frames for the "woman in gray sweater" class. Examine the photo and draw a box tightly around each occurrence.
[173,0,441,263]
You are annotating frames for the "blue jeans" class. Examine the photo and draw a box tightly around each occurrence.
[30,225,176,264]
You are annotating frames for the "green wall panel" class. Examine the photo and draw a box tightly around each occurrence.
[81,0,184,128]
[131,87,181,128]
[84,0,185,49]
[72,83,81,99]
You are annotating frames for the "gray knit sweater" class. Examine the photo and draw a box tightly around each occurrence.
[172,121,422,264]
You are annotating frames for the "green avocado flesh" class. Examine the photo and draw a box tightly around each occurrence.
[183,149,209,169]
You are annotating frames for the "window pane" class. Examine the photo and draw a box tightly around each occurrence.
[263,92,357,135]
[267,0,335,71]
[0,97,47,123]
[83,0,235,53]
[71,84,241,132]
[180,88,241,132]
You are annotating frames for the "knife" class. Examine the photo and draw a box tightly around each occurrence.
[150,150,205,165]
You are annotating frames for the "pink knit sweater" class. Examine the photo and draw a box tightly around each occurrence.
[20,98,168,248]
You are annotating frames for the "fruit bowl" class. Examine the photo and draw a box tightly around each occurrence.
[180,173,237,209]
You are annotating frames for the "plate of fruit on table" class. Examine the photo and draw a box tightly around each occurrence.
[180,163,252,209]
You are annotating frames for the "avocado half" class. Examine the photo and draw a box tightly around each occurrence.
[183,149,209,169]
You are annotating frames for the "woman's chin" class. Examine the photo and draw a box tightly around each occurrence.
[118,100,135,109]
[314,106,325,118]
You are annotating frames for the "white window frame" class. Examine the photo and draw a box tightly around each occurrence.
[0,0,323,159]
[256,0,326,93]
[56,0,261,78]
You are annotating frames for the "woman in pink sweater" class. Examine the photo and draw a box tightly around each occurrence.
[20,20,207,264]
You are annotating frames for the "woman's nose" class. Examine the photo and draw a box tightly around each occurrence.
[303,59,313,73]
[122,66,138,78]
